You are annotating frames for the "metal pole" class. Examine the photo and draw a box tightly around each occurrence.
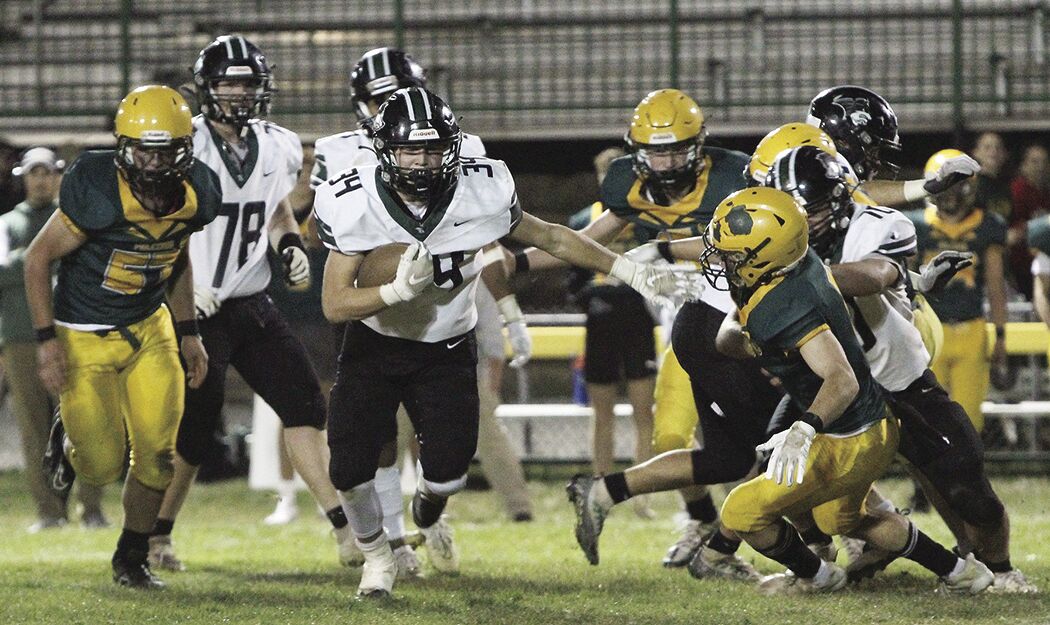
[394,0,405,50]
[669,0,679,87]
[33,0,44,111]
[121,0,132,97]
[951,0,965,145]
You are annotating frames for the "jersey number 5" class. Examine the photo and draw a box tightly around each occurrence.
[212,201,266,288]
[102,248,181,295]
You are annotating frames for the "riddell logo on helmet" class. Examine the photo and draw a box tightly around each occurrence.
[140,130,173,144]
[647,132,679,144]
[409,128,440,141]
[224,66,254,77]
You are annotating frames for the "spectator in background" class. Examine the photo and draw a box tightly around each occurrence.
[973,132,1014,222]
[568,147,658,520]
[1009,144,1050,299]
[0,137,24,215]
[0,147,107,532]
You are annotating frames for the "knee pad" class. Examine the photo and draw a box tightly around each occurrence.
[329,456,378,492]
[68,445,125,487]
[129,448,175,491]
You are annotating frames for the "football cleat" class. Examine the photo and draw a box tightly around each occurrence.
[688,544,761,581]
[758,564,848,595]
[393,544,424,579]
[335,526,365,567]
[27,517,67,534]
[81,509,111,530]
[566,474,609,566]
[938,554,994,595]
[42,411,74,504]
[113,549,166,589]
[356,540,397,599]
[840,536,866,566]
[989,568,1039,594]
[147,535,186,572]
[421,516,460,573]
[845,545,896,583]
[663,519,716,568]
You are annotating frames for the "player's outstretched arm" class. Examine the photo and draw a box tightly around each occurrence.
[829,258,902,297]
[23,211,86,396]
[514,209,627,274]
[863,154,980,207]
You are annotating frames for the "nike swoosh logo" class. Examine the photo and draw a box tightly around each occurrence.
[453,220,468,227]
[262,170,276,177]
[447,337,466,349]
[408,274,431,286]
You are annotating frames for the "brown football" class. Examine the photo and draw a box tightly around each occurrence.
[355,242,410,288]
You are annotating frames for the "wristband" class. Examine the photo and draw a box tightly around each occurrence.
[996,326,1006,339]
[656,240,676,263]
[175,319,200,337]
[903,178,928,202]
[513,250,530,274]
[277,232,305,254]
[34,325,57,343]
[798,411,824,433]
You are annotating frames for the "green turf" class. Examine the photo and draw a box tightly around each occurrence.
[1,471,1048,624]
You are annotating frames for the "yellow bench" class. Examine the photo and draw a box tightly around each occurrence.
[513,322,1050,360]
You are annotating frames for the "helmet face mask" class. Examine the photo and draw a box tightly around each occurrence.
[194,35,274,131]
[807,85,902,181]
[372,87,462,204]
[931,177,976,217]
[350,47,427,126]
[114,85,195,216]
[764,145,855,259]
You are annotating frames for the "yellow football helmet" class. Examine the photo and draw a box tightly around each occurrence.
[625,89,707,192]
[924,148,975,213]
[747,123,838,184]
[114,85,194,212]
[699,187,809,292]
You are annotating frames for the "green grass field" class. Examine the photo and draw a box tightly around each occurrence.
[1,471,1048,625]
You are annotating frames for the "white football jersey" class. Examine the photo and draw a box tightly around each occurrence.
[313,159,520,342]
[839,204,929,392]
[189,116,303,300]
[311,129,486,188]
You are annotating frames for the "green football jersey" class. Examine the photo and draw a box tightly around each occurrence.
[739,250,885,435]
[600,147,749,238]
[906,206,1007,323]
[54,150,221,327]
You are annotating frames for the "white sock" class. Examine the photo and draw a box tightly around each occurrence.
[276,479,297,504]
[338,480,384,542]
[374,466,406,541]
[948,557,967,579]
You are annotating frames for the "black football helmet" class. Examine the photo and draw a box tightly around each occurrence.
[764,145,854,259]
[350,47,426,125]
[372,87,462,203]
[806,85,901,181]
[193,35,274,131]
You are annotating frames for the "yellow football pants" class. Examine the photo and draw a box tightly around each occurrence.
[721,417,899,536]
[930,318,989,432]
[58,305,184,491]
[651,345,700,454]
[912,294,944,366]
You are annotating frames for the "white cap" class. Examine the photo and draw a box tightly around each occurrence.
[13,147,65,176]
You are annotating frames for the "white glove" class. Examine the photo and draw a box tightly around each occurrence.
[756,420,818,487]
[610,256,703,308]
[915,250,974,293]
[923,154,981,196]
[282,246,311,288]
[379,242,434,305]
[623,242,664,265]
[497,295,532,368]
[194,284,221,320]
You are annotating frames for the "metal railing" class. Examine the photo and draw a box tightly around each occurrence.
[2,1,1050,141]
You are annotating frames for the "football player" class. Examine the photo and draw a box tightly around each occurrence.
[541,88,780,568]
[702,188,992,595]
[312,47,531,578]
[314,87,684,599]
[906,150,1008,434]
[765,146,1034,593]
[147,35,358,572]
[25,85,221,588]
